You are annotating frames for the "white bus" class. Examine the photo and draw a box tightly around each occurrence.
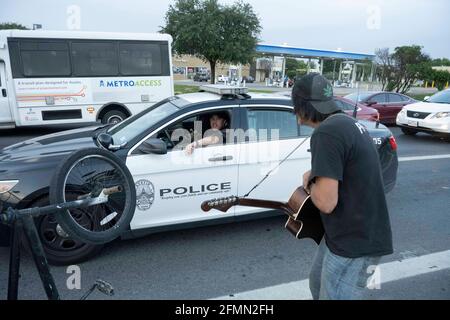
[0,30,174,128]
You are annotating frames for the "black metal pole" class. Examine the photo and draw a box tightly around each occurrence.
[21,215,60,300]
[7,221,22,300]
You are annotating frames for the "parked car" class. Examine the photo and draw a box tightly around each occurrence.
[193,73,210,82]
[396,89,450,138]
[241,76,255,83]
[0,85,398,265]
[217,75,229,83]
[333,96,380,122]
[345,92,416,125]
[277,92,380,122]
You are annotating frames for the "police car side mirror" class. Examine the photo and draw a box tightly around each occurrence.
[138,138,167,155]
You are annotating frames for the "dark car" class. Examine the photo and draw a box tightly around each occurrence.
[193,73,210,82]
[0,86,398,265]
[344,92,416,125]
[241,76,255,83]
[333,96,379,122]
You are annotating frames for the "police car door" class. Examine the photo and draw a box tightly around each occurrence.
[126,107,239,230]
[236,105,312,217]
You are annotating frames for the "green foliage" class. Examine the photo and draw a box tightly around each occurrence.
[162,0,261,83]
[0,22,28,30]
[376,45,432,93]
[432,58,450,66]
[285,58,307,79]
[429,70,450,90]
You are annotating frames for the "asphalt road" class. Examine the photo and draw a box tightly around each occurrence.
[0,126,449,300]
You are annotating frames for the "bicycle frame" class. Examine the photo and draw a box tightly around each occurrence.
[1,187,117,300]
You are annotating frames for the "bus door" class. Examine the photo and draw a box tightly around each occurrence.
[0,61,13,125]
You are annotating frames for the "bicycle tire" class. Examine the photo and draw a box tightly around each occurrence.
[49,148,136,245]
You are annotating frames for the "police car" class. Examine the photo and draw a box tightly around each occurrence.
[0,85,398,265]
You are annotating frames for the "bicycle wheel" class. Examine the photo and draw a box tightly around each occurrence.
[50,148,136,245]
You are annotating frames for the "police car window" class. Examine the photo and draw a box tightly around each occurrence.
[155,109,233,151]
[247,109,299,140]
[300,125,314,136]
[109,97,186,144]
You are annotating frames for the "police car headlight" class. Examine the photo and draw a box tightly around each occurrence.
[0,180,19,194]
[432,112,450,119]
[398,109,406,117]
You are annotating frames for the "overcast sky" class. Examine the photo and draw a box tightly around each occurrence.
[2,0,449,58]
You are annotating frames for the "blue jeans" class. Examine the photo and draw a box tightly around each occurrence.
[309,240,381,300]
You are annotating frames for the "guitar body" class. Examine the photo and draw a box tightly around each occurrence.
[285,188,324,244]
[201,187,325,245]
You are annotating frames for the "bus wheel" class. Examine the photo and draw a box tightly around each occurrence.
[101,110,127,125]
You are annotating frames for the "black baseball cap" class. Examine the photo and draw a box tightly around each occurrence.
[292,73,340,114]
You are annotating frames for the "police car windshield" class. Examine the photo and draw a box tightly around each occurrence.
[427,90,450,104]
[108,97,187,144]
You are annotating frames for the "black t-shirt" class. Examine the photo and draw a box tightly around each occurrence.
[310,113,393,258]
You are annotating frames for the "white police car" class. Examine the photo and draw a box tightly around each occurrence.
[0,85,398,264]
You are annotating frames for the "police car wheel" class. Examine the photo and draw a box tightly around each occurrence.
[22,196,104,266]
[50,148,136,245]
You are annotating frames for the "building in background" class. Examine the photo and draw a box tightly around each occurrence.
[172,54,250,81]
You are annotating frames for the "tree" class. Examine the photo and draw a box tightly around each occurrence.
[375,48,394,91]
[285,58,307,79]
[429,70,450,91]
[432,58,450,66]
[376,46,431,93]
[161,0,261,84]
[0,22,28,30]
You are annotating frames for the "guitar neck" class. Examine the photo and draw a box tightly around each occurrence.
[237,198,295,216]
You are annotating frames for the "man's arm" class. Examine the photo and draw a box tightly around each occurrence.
[304,171,338,214]
[310,177,338,214]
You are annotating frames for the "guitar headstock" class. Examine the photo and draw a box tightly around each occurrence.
[201,196,239,213]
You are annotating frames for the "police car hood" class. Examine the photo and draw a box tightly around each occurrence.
[0,126,99,163]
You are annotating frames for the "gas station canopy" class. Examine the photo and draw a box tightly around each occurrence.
[256,44,375,61]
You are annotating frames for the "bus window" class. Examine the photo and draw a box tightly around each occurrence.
[20,41,71,77]
[72,42,119,77]
[119,43,163,76]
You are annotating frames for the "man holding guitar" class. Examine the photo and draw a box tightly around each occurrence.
[292,74,393,300]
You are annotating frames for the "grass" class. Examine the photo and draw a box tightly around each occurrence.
[174,84,200,95]
[248,89,277,94]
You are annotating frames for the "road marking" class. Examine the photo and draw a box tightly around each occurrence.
[399,154,450,162]
[211,249,450,300]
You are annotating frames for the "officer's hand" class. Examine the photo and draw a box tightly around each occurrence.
[185,143,195,155]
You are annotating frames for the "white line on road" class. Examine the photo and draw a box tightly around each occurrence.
[211,249,450,300]
[399,154,450,162]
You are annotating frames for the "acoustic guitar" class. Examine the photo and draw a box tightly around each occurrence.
[201,187,324,245]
